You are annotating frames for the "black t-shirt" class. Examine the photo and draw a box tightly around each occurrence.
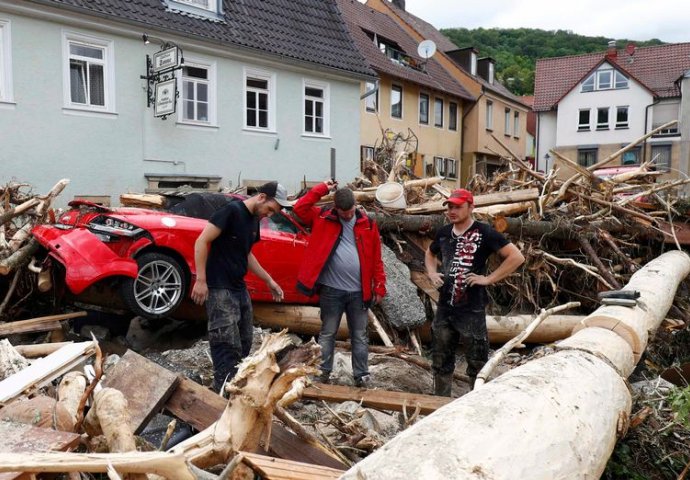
[206,201,260,291]
[429,221,509,310]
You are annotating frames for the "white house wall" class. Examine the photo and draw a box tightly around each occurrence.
[0,7,362,205]
[536,111,557,171]
[556,64,653,148]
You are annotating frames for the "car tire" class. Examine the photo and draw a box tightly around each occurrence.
[121,252,187,320]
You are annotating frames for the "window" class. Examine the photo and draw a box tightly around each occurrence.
[303,80,329,136]
[615,106,629,129]
[63,32,114,111]
[449,102,458,131]
[622,147,641,165]
[179,61,216,124]
[364,81,378,113]
[513,111,520,137]
[244,68,275,131]
[391,84,402,119]
[504,108,511,135]
[578,148,597,167]
[0,19,12,103]
[651,144,672,171]
[433,156,445,176]
[582,68,629,92]
[419,93,429,124]
[166,0,223,18]
[488,62,495,84]
[470,52,477,76]
[445,158,458,179]
[485,100,493,130]
[597,107,609,130]
[578,109,591,131]
[434,98,443,127]
[171,0,217,12]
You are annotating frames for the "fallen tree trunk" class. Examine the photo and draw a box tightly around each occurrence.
[405,188,541,214]
[341,251,690,479]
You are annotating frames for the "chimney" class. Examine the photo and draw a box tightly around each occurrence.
[606,40,617,59]
[391,0,406,10]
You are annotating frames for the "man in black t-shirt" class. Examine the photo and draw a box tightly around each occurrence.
[425,188,525,396]
[191,181,291,394]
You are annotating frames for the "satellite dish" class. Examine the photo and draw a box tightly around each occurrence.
[417,39,437,60]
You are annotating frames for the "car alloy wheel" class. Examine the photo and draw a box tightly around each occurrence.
[122,252,187,320]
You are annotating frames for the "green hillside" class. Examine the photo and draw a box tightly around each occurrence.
[440,28,665,96]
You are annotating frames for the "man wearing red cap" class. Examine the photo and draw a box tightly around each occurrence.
[425,188,524,396]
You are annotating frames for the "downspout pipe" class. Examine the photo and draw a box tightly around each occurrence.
[643,97,661,163]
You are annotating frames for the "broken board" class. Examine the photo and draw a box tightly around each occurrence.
[0,312,86,337]
[165,377,348,470]
[302,383,450,416]
[0,421,80,480]
[239,451,344,480]
[100,349,179,435]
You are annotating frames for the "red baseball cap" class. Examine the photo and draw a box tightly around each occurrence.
[443,188,474,206]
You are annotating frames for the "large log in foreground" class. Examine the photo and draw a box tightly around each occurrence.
[341,251,690,479]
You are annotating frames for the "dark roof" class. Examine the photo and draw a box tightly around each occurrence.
[336,0,473,100]
[520,95,536,137]
[31,0,374,78]
[534,43,690,112]
[385,1,524,105]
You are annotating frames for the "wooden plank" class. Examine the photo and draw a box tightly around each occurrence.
[0,421,80,480]
[100,349,179,435]
[302,383,450,416]
[240,452,344,480]
[13,342,72,359]
[0,312,87,337]
[0,341,97,405]
[165,377,348,470]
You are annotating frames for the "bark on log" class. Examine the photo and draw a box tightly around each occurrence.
[369,213,446,234]
[0,238,39,275]
[493,216,633,240]
[83,388,138,453]
[58,371,87,427]
[341,251,690,479]
[473,201,535,218]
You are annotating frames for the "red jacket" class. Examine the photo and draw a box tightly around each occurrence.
[293,183,386,302]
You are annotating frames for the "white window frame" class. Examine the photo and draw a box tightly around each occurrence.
[62,31,115,113]
[449,102,458,131]
[302,78,330,137]
[170,0,218,12]
[419,92,429,125]
[433,156,445,176]
[597,107,609,130]
[391,84,403,119]
[364,81,378,113]
[578,108,591,131]
[177,59,216,126]
[504,107,511,135]
[445,158,458,179]
[488,62,495,84]
[485,99,493,130]
[434,97,444,128]
[615,106,629,129]
[470,52,477,76]
[0,19,13,104]
[513,111,520,138]
[243,67,276,132]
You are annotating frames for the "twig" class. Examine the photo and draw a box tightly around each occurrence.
[475,301,581,388]
[159,419,177,451]
[576,234,621,289]
[0,270,20,317]
[537,250,614,289]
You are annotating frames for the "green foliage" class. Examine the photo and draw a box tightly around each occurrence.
[440,27,665,95]
[669,385,690,428]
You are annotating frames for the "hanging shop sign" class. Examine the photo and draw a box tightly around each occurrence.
[152,46,181,73]
[154,78,177,118]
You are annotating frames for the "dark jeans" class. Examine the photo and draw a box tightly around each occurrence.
[206,288,253,392]
[319,285,369,379]
[432,305,489,379]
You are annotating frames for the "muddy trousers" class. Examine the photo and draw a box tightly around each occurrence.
[431,306,489,397]
[206,288,254,393]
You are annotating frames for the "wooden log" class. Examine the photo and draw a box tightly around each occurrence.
[369,213,446,234]
[0,239,39,275]
[486,314,584,343]
[0,199,40,228]
[0,340,29,382]
[405,188,541,215]
[573,249,690,365]
[555,327,635,377]
[118,193,165,209]
[340,350,631,479]
[14,342,72,358]
[57,372,87,427]
[493,216,631,240]
[341,251,690,479]
[83,388,138,453]
[253,304,350,340]
[473,201,534,218]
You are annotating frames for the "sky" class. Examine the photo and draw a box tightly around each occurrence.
[403,0,690,44]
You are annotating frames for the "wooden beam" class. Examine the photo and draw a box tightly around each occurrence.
[13,342,72,358]
[100,349,179,434]
[302,383,450,416]
[0,341,97,405]
[0,312,87,337]
[240,451,344,480]
[164,376,348,470]
[405,188,540,214]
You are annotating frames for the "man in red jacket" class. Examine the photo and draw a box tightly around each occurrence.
[294,179,386,388]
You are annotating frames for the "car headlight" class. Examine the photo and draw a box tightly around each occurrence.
[88,216,145,239]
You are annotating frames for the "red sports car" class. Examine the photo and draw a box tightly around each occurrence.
[32,194,315,320]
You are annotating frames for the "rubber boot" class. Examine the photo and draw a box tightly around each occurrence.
[433,373,453,397]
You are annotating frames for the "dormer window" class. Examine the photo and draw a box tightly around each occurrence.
[582,68,628,92]
[363,29,422,71]
[488,62,494,84]
[470,52,477,76]
[166,0,223,20]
